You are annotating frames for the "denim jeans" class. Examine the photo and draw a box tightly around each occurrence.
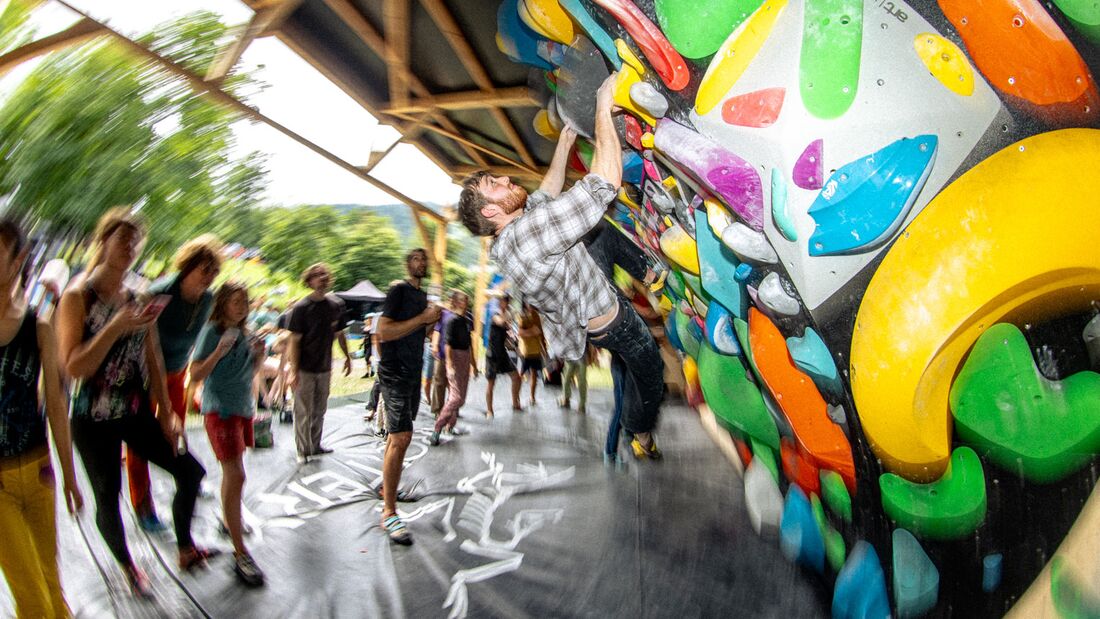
[605,353,626,455]
[590,296,664,436]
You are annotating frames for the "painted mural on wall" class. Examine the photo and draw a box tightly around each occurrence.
[501,0,1100,616]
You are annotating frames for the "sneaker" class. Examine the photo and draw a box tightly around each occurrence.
[296,453,311,464]
[233,553,265,588]
[178,546,221,572]
[450,426,468,436]
[429,431,440,446]
[315,446,334,455]
[374,427,388,439]
[557,397,570,408]
[138,513,169,533]
[125,565,154,599]
[631,436,662,460]
[383,514,412,545]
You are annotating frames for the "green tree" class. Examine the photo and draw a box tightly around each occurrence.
[328,211,405,291]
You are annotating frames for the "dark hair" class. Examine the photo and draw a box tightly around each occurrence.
[210,281,249,331]
[406,248,428,264]
[90,207,145,267]
[458,171,496,236]
[0,218,25,258]
[173,234,223,279]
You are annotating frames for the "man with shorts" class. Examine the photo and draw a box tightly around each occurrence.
[375,249,441,544]
[484,293,521,417]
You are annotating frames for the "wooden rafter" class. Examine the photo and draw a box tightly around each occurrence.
[381,87,536,114]
[318,0,487,167]
[204,0,304,83]
[387,111,538,174]
[0,17,101,75]
[416,0,537,168]
[51,2,446,225]
[382,0,410,107]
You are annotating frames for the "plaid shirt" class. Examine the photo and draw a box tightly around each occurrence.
[490,174,619,361]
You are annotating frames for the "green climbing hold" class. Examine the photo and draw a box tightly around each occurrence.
[799,0,863,119]
[751,437,780,483]
[734,317,754,369]
[820,469,852,523]
[811,493,847,572]
[698,344,780,451]
[1051,555,1100,619]
[879,447,987,540]
[682,270,706,302]
[666,269,686,299]
[675,306,702,359]
[654,0,762,59]
[950,323,1100,483]
[1052,0,1100,48]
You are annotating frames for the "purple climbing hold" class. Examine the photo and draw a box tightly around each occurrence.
[793,139,824,190]
[654,119,764,230]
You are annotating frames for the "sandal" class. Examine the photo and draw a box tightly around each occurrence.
[383,514,413,546]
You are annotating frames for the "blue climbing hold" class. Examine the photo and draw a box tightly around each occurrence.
[666,308,684,353]
[834,541,891,619]
[497,0,554,70]
[734,263,754,282]
[893,528,940,619]
[623,152,645,186]
[695,208,746,319]
[786,327,842,396]
[771,168,797,241]
[982,553,1002,593]
[808,135,938,256]
[704,300,742,355]
[779,486,825,574]
[558,0,622,69]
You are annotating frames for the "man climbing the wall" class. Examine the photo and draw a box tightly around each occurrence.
[456,73,665,459]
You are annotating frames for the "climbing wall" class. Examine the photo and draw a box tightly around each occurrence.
[499,0,1100,617]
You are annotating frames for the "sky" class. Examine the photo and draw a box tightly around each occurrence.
[6,0,462,208]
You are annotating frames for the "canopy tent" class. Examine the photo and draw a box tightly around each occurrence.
[335,278,387,302]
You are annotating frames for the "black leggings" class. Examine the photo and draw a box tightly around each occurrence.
[72,414,205,566]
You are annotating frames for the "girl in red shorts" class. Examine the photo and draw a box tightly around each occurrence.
[189,282,266,587]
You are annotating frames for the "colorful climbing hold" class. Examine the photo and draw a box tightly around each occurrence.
[698,343,779,450]
[751,437,780,483]
[1052,0,1100,47]
[745,457,784,537]
[879,447,987,540]
[780,486,826,573]
[792,139,824,190]
[770,168,797,241]
[591,0,691,90]
[696,0,789,115]
[721,87,786,127]
[949,323,1100,483]
[820,469,852,523]
[721,222,778,264]
[695,208,747,319]
[913,32,975,97]
[757,271,800,316]
[892,528,940,619]
[558,0,621,68]
[800,0,863,119]
[807,135,938,257]
[655,119,765,229]
[811,494,846,573]
[787,327,841,397]
[682,355,705,407]
[704,300,742,355]
[497,0,554,70]
[655,0,761,59]
[518,0,575,45]
[833,541,891,619]
[629,82,669,120]
[781,438,821,495]
[982,553,1002,593]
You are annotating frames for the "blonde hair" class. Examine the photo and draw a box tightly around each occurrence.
[301,262,330,285]
[209,281,249,332]
[89,207,144,268]
[173,234,223,278]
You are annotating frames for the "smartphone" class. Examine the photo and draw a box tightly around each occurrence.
[220,327,240,348]
[141,294,172,319]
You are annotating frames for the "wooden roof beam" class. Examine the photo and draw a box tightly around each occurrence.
[205,0,304,83]
[382,0,410,107]
[387,111,537,174]
[0,17,102,76]
[382,87,536,114]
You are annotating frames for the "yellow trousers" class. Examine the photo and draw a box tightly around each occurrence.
[0,446,69,618]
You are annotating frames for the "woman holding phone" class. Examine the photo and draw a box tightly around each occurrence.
[0,219,83,618]
[189,281,266,587]
[56,208,212,597]
[127,235,222,532]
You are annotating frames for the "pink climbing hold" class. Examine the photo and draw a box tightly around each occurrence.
[793,139,824,190]
[721,87,786,128]
[591,0,691,91]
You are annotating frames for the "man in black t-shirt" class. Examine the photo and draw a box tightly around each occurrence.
[376,248,440,545]
[287,263,352,462]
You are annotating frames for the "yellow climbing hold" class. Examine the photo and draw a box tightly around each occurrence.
[913,32,975,97]
[533,109,560,140]
[660,225,701,275]
[612,39,657,126]
[616,38,647,75]
[641,132,655,148]
[518,0,575,45]
[696,0,789,115]
[704,199,733,237]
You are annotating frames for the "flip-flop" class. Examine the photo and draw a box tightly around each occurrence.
[383,515,412,545]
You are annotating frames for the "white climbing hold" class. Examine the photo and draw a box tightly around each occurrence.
[629,82,669,119]
[720,222,779,264]
[745,458,784,537]
[758,272,800,316]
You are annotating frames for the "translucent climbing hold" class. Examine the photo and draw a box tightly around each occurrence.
[721,222,778,264]
[892,528,940,619]
[698,343,779,450]
[704,301,742,355]
[982,553,1002,593]
[780,486,825,574]
[811,494,846,573]
[629,82,669,120]
[757,271,800,316]
[722,87,786,127]
[533,109,560,141]
[745,457,784,537]
[781,439,821,495]
[770,168,796,241]
[681,271,706,304]
[655,0,760,59]
[833,541,891,619]
[808,135,938,257]
[655,119,765,230]
[623,114,643,150]
[913,32,975,97]
[704,198,733,237]
[950,323,1100,483]
[787,327,842,397]
[695,208,746,320]
[696,0,789,115]
[558,0,621,68]
[820,470,852,523]
[792,139,824,190]
[799,0,863,119]
[879,447,987,540]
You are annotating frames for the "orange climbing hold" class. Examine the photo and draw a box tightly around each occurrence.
[781,439,821,496]
[748,308,856,492]
[938,0,1095,105]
